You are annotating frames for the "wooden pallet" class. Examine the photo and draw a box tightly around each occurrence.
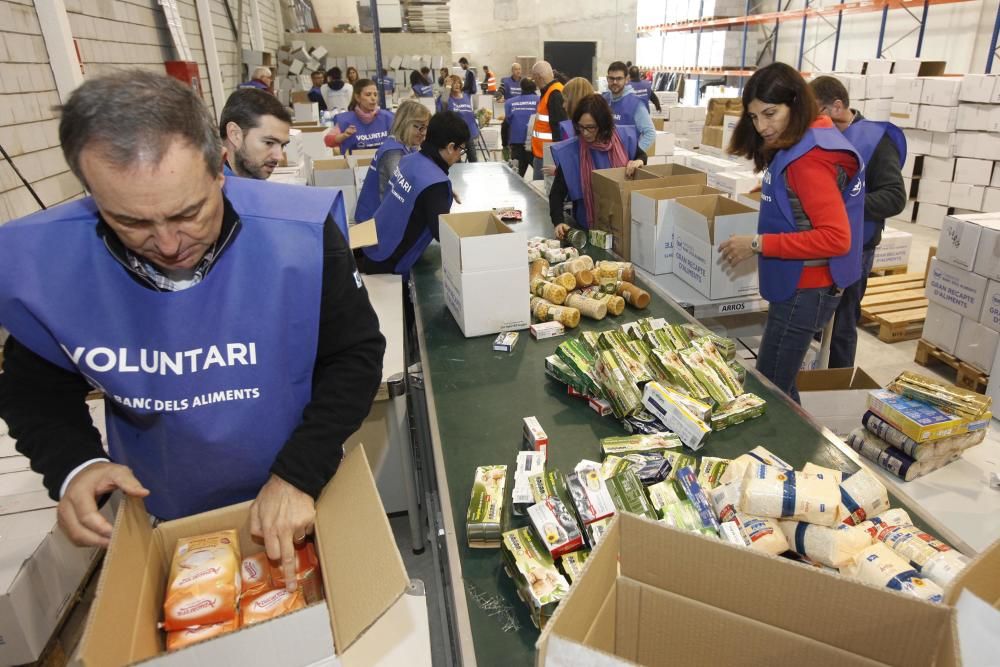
[860,274,928,342]
[914,339,990,393]
[870,264,909,276]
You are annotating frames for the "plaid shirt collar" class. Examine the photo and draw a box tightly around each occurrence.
[96,195,242,292]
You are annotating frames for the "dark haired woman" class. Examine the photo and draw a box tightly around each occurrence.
[719,62,864,402]
[548,94,646,239]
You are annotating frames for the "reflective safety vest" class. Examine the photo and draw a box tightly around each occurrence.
[486,73,497,92]
[532,81,564,158]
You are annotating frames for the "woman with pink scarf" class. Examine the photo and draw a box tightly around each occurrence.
[325,79,395,155]
[548,94,645,239]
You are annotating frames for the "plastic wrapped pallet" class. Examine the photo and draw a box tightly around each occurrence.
[740,463,840,526]
[779,520,873,569]
[841,543,945,603]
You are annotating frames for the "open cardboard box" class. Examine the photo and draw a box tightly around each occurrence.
[71,447,409,667]
[629,184,724,275]
[536,513,1000,667]
[797,367,882,437]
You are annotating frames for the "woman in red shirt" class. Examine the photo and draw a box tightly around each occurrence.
[720,63,864,402]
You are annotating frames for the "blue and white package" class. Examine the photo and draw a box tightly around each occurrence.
[676,465,720,534]
[843,543,944,603]
[739,464,840,527]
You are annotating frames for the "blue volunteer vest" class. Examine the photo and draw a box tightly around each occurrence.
[549,126,639,228]
[336,109,395,155]
[842,119,907,245]
[355,137,409,222]
[364,152,452,275]
[758,126,865,303]
[630,80,653,111]
[559,119,575,139]
[0,178,345,520]
[603,90,643,125]
[505,94,539,144]
[413,83,434,98]
[379,76,395,93]
[501,77,522,98]
[440,94,480,138]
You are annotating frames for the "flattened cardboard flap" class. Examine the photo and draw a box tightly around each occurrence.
[349,220,378,250]
[945,536,1000,608]
[316,445,408,654]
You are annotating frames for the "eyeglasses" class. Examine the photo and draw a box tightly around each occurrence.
[456,145,468,155]
[411,123,428,133]
[606,76,625,83]
[576,123,599,133]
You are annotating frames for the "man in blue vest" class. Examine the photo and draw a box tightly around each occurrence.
[811,76,907,368]
[378,68,396,95]
[500,62,523,101]
[219,88,292,179]
[501,79,538,177]
[361,111,469,277]
[0,71,385,591]
[307,70,328,112]
[239,66,274,92]
[603,61,656,153]
[628,65,661,113]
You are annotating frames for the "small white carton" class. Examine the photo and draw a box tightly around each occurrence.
[653,131,675,156]
[294,102,320,123]
[904,128,932,154]
[984,187,1000,213]
[440,211,530,337]
[629,184,723,275]
[872,228,912,270]
[897,77,925,103]
[954,131,1000,160]
[900,152,920,179]
[959,74,1000,103]
[937,213,1000,271]
[921,156,955,181]
[949,183,985,211]
[672,195,759,300]
[916,178,951,206]
[925,256,988,319]
[915,202,949,230]
[706,170,759,195]
[975,219,1000,279]
[928,131,954,158]
[916,104,957,133]
[957,103,1000,132]
[994,163,1000,188]
[889,101,918,128]
[922,301,963,354]
[918,77,962,106]
[954,158,994,186]
[955,316,1000,373]
[981,280,1000,333]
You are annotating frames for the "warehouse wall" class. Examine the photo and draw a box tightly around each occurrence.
[449,0,638,82]
[290,31,452,59]
[312,0,358,31]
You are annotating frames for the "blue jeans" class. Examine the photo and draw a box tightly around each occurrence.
[829,247,876,368]
[757,285,843,403]
[532,156,544,180]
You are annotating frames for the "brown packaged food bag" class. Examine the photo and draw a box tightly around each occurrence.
[165,619,239,651]
[163,530,241,631]
[240,587,306,626]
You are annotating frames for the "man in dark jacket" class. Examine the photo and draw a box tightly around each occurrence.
[459,57,477,96]
[811,75,907,368]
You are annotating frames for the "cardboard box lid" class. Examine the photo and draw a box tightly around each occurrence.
[313,158,350,171]
[348,220,378,250]
[796,367,881,392]
[291,91,311,104]
[73,447,407,666]
[636,163,701,180]
[672,194,756,242]
[439,211,524,272]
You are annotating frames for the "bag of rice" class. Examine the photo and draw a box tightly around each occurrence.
[733,513,788,555]
[165,619,239,652]
[719,446,792,486]
[162,530,241,631]
[836,469,889,526]
[871,524,969,588]
[842,543,944,603]
[240,587,306,626]
[802,462,844,483]
[779,520,873,569]
[740,464,840,526]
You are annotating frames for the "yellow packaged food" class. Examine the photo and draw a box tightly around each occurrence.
[240,587,306,626]
[162,529,241,631]
[165,618,239,651]
[240,551,273,598]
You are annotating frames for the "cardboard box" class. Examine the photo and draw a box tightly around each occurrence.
[922,301,963,353]
[921,156,955,182]
[439,211,529,338]
[796,367,881,437]
[706,170,759,195]
[72,447,409,667]
[957,103,1000,132]
[959,74,1000,103]
[889,101,919,128]
[954,131,1000,160]
[981,280,1000,333]
[949,183,985,210]
[294,102,320,123]
[629,185,724,275]
[916,178,952,206]
[954,157,994,186]
[671,195,758,300]
[872,228,912,270]
[311,158,357,222]
[918,77,962,106]
[867,389,990,443]
[904,128,932,154]
[736,191,761,210]
[925,256,988,318]
[937,213,1000,270]
[592,164,706,260]
[984,187,1000,213]
[891,197,916,223]
[927,131,954,158]
[535,512,1000,667]
[994,163,1000,188]
[901,152,921,179]
[700,125,723,148]
[720,113,740,150]
[916,202,950,229]
[891,60,947,77]
[652,131,675,156]
[956,316,1000,373]
[975,220,1000,279]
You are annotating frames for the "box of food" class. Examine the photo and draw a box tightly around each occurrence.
[501,526,570,628]
[867,389,991,443]
[523,416,549,458]
[467,465,508,546]
[527,496,584,558]
[629,184,723,275]
[641,382,711,451]
[605,469,658,521]
[493,331,519,352]
[925,257,989,319]
[566,469,616,526]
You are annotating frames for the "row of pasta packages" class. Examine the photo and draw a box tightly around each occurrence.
[160,530,323,651]
[468,440,968,628]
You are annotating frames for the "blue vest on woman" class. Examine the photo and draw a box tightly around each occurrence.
[355,137,409,222]
[757,126,865,303]
[364,152,453,276]
[842,119,907,245]
[439,94,480,138]
[0,178,345,519]
[335,109,395,155]
[549,126,639,229]
[413,83,434,97]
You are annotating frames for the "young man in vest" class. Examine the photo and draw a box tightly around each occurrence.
[459,57,477,96]
[811,75,907,368]
[501,79,538,177]
[628,65,661,113]
[500,62,523,100]
[529,61,567,181]
[603,61,656,153]
[0,71,385,591]
[362,111,470,277]
[220,88,292,180]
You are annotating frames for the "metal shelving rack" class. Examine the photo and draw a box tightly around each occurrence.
[988,1,1000,73]
[638,0,977,100]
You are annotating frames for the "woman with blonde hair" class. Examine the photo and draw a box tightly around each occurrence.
[437,74,480,162]
[559,77,596,137]
[355,100,432,221]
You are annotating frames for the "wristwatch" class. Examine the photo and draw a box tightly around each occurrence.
[750,234,762,254]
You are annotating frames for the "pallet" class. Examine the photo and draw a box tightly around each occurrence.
[860,275,928,342]
[869,265,909,277]
[914,339,990,393]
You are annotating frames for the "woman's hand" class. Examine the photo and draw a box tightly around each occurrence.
[344,124,358,137]
[554,223,571,241]
[718,234,756,267]
[624,159,644,178]
[542,164,556,177]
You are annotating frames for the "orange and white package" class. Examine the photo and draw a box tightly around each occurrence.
[240,552,273,598]
[268,542,324,604]
[165,618,239,652]
[240,587,306,627]
[162,529,241,632]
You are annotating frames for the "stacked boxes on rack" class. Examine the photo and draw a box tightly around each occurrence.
[922,213,1000,377]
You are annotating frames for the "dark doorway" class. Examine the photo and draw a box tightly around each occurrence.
[543,41,596,83]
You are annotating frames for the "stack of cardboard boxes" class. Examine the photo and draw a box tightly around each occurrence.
[923,213,1000,378]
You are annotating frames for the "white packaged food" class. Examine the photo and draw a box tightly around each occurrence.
[734,513,789,555]
[842,543,944,603]
[779,520,873,569]
[873,524,970,588]
[707,481,742,523]
[740,464,840,526]
[802,462,844,483]
[836,469,890,526]
[720,446,793,486]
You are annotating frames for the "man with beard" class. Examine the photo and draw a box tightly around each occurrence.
[220,88,292,180]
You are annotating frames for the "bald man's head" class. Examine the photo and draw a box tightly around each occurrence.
[531,61,554,86]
